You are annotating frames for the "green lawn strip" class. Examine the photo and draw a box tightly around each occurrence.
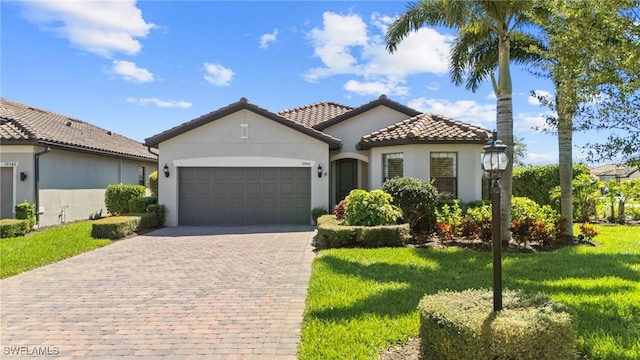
[299,225,640,360]
[0,222,110,278]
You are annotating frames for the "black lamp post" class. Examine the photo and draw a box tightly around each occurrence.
[482,131,508,312]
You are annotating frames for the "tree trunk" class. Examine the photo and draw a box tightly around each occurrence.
[496,31,513,245]
[557,83,574,240]
[618,200,625,224]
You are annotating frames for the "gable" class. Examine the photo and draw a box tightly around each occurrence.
[145,98,340,149]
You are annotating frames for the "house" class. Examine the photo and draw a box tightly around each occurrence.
[591,164,640,183]
[0,98,157,227]
[145,95,491,226]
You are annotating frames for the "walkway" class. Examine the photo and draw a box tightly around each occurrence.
[0,226,317,359]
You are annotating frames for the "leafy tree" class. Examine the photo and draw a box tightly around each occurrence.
[527,0,640,238]
[512,136,529,168]
[617,179,640,223]
[386,0,541,242]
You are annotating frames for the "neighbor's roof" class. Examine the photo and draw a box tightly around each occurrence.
[357,113,492,150]
[0,98,157,161]
[590,164,637,177]
[145,98,342,149]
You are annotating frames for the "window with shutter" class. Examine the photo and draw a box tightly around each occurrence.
[431,152,457,198]
[383,153,403,182]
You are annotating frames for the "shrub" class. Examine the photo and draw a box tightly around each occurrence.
[435,200,463,234]
[129,196,158,213]
[579,223,599,241]
[315,215,410,249]
[382,176,439,233]
[316,215,359,249]
[125,212,158,230]
[91,216,140,240]
[311,207,328,224]
[513,163,590,210]
[344,189,402,226]
[0,219,30,238]
[333,200,346,220]
[104,184,145,215]
[149,170,158,197]
[15,200,35,230]
[419,289,575,360]
[466,199,490,209]
[434,221,455,242]
[147,204,167,227]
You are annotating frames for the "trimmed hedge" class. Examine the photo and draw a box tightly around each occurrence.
[91,213,157,240]
[382,176,439,233]
[147,204,167,227]
[104,184,145,215]
[419,289,575,360]
[316,215,410,249]
[129,196,158,213]
[0,219,30,238]
[15,200,35,230]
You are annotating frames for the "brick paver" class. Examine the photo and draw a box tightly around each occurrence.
[1,226,317,359]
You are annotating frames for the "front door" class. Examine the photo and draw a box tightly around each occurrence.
[336,159,358,204]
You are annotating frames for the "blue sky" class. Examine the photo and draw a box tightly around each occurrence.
[1,1,598,166]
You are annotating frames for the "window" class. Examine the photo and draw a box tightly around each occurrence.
[383,153,403,182]
[138,166,145,186]
[240,123,249,139]
[431,152,457,198]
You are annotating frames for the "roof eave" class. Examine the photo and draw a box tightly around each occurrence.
[357,138,488,150]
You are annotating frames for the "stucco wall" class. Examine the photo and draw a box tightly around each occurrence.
[322,106,411,153]
[0,145,156,226]
[0,146,36,218]
[369,144,485,203]
[157,109,330,226]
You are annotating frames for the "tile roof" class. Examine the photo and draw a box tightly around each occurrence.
[278,102,353,128]
[590,164,636,177]
[357,113,491,149]
[145,98,342,149]
[0,98,156,161]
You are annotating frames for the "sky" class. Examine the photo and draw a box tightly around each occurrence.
[0,0,605,166]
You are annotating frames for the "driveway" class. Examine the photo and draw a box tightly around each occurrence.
[0,226,317,359]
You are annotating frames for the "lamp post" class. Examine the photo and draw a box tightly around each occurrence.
[482,131,508,312]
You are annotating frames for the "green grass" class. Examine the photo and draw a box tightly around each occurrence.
[299,225,640,360]
[0,221,111,278]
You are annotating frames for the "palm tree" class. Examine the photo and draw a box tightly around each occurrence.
[386,0,537,243]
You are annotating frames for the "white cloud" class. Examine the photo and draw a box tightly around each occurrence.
[426,82,440,91]
[126,97,192,109]
[515,113,548,133]
[111,60,154,83]
[487,92,497,100]
[304,11,451,96]
[344,80,409,96]
[408,98,495,127]
[525,152,557,165]
[19,0,155,58]
[528,90,552,106]
[203,62,235,86]
[259,29,278,49]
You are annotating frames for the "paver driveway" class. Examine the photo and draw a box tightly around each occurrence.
[1,226,317,359]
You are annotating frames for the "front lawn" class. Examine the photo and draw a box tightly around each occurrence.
[299,225,640,360]
[0,221,111,278]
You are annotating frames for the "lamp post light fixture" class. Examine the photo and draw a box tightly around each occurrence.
[482,130,508,312]
[163,164,170,178]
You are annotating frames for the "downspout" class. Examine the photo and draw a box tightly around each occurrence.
[34,146,51,227]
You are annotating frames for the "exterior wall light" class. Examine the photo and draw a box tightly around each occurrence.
[317,164,323,178]
[20,172,27,181]
[481,130,508,312]
[163,164,170,178]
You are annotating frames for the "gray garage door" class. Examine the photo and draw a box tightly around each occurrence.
[179,167,311,225]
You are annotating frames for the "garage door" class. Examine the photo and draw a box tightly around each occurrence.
[178,167,311,225]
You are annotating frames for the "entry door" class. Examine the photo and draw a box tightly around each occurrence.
[0,168,13,219]
[336,159,358,203]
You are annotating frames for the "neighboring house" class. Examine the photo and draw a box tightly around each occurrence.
[591,164,640,183]
[145,95,491,226]
[0,98,157,227]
